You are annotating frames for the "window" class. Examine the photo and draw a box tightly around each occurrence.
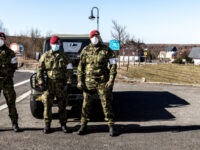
[63,42,82,53]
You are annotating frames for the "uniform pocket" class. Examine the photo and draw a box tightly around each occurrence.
[97,53,105,63]
[86,55,92,63]
[45,60,53,69]
[59,60,64,68]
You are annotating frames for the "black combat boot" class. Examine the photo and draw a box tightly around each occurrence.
[43,123,51,134]
[77,124,87,135]
[109,125,116,137]
[12,123,20,132]
[61,123,68,133]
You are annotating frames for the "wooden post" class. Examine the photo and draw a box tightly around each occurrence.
[127,47,130,71]
[118,45,121,69]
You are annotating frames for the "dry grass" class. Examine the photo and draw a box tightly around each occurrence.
[118,64,200,85]
[18,57,37,63]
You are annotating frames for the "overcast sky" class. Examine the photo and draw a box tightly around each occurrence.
[0,0,200,44]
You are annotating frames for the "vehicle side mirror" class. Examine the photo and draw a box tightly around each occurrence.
[36,52,41,62]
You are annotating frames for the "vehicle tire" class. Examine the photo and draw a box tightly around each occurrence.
[30,95,44,119]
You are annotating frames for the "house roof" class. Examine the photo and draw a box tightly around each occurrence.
[166,46,177,52]
[189,47,200,59]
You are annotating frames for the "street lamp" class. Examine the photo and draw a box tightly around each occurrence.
[89,7,99,31]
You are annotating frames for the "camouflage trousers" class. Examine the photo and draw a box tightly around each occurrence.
[81,82,115,126]
[42,79,68,124]
[0,77,18,123]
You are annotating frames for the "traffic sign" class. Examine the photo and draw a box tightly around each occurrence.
[10,43,24,54]
[110,40,120,50]
[10,43,20,53]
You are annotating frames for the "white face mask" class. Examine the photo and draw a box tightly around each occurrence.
[91,36,99,45]
[51,44,60,52]
[0,39,4,47]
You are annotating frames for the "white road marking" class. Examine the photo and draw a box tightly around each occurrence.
[14,79,30,87]
[16,70,36,73]
[0,76,31,111]
[0,90,31,111]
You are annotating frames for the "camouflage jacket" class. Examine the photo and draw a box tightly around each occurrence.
[37,49,73,85]
[0,44,17,78]
[77,43,117,83]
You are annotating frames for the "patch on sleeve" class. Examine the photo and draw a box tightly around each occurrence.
[11,56,18,64]
[66,63,73,69]
[109,58,117,64]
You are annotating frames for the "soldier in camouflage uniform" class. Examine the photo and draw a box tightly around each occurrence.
[37,36,73,134]
[0,32,20,132]
[77,30,117,136]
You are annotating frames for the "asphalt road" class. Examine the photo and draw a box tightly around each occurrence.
[0,73,200,150]
[13,72,33,84]
[0,72,32,106]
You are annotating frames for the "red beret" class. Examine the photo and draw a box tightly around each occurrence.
[90,30,100,38]
[0,32,6,39]
[50,36,60,44]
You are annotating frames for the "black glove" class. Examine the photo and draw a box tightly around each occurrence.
[39,84,46,92]
[63,85,68,92]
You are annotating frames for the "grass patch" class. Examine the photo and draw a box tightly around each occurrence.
[118,64,200,85]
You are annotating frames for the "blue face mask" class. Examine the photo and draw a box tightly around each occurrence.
[51,44,60,52]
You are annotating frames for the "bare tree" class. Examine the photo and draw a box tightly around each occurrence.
[124,38,146,70]
[111,20,129,68]
[111,20,129,45]
[0,20,8,34]
[30,28,41,38]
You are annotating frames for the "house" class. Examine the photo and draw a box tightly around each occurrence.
[158,51,167,59]
[158,46,178,61]
[189,47,200,65]
[119,46,144,62]
[166,46,177,52]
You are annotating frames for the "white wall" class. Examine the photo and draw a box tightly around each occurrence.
[166,52,174,59]
[194,59,200,65]
[120,56,139,61]
[158,51,166,59]
[158,51,176,59]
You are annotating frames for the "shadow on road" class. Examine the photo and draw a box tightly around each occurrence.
[1,124,200,135]
[0,127,78,133]
[51,91,189,122]
[113,91,189,121]
[79,91,190,122]
[77,124,200,136]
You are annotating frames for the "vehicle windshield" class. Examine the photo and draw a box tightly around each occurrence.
[63,42,82,53]
[45,39,90,54]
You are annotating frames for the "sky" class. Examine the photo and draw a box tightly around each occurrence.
[0,0,200,44]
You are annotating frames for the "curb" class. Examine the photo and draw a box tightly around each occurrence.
[145,81,200,88]
[116,74,200,88]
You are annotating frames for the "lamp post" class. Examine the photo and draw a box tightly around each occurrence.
[89,7,100,31]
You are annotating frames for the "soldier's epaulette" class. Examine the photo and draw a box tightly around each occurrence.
[5,48,15,57]
[42,51,49,58]
[6,46,13,53]
[101,44,110,51]
[84,46,90,52]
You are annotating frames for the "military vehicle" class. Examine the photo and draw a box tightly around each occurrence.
[30,34,90,119]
